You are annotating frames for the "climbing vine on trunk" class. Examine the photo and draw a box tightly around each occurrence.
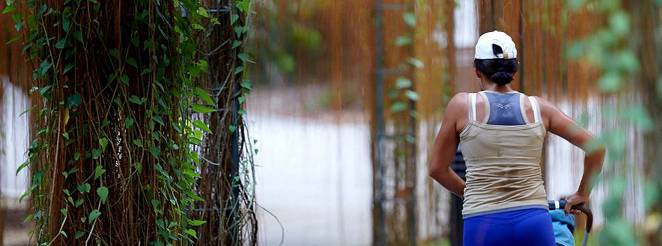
[194,0,258,245]
[3,0,230,244]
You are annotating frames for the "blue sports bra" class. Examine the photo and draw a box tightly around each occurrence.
[482,91,526,125]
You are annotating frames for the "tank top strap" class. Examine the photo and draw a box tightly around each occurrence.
[527,96,542,123]
[477,91,490,123]
[469,93,477,121]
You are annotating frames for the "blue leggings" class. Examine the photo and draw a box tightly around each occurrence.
[463,208,555,246]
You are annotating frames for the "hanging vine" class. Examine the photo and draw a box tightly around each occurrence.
[3,0,223,244]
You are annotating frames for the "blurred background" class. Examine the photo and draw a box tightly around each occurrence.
[2,0,661,245]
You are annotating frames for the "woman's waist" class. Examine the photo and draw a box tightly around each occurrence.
[464,162,544,180]
[462,181,547,215]
[463,204,549,219]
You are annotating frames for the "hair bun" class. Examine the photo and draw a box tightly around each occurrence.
[489,71,514,85]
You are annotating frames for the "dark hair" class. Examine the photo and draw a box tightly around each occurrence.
[474,58,518,85]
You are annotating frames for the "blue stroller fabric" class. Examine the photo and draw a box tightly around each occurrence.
[549,210,576,246]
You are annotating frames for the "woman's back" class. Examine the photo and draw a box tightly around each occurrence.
[460,91,548,217]
[430,30,603,246]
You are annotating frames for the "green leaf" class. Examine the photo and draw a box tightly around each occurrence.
[193,87,214,105]
[196,7,209,18]
[193,120,211,133]
[73,30,83,43]
[229,125,237,133]
[394,36,412,46]
[405,90,419,101]
[74,231,85,239]
[36,60,53,77]
[149,147,160,158]
[1,5,16,14]
[88,210,101,223]
[39,85,52,97]
[134,162,142,173]
[94,165,106,179]
[614,51,639,73]
[568,0,585,10]
[191,104,216,113]
[16,161,29,175]
[192,23,205,31]
[232,40,242,49]
[241,80,252,90]
[132,139,143,148]
[63,18,71,32]
[406,134,416,144]
[238,53,255,63]
[127,57,138,69]
[236,0,250,13]
[124,117,134,128]
[120,74,129,85]
[109,49,120,59]
[234,65,244,75]
[609,10,630,35]
[98,137,109,151]
[54,38,67,49]
[211,17,220,25]
[188,220,206,226]
[622,106,653,130]
[403,12,416,27]
[97,186,109,204]
[66,93,82,108]
[74,198,84,207]
[234,26,246,37]
[196,60,209,72]
[63,63,74,74]
[128,95,146,105]
[185,229,197,238]
[77,183,91,193]
[598,73,621,92]
[407,58,424,68]
[395,77,412,89]
[92,148,102,159]
[390,102,407,113]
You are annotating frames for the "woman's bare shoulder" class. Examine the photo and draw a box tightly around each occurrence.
[442,92,470,123]
[446,93,469,113]
[528,96,565,117]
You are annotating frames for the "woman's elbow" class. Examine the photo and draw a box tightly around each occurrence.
[429,164,448,180]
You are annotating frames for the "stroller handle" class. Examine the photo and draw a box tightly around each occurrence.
[548,199,593,233]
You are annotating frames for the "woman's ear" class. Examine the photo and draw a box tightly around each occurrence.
[475,68,482,79]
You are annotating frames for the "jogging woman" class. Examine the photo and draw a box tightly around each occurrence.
[429,31,605,246]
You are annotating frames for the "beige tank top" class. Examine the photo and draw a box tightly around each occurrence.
[460,92,548,217]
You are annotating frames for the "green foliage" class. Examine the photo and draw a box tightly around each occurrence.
[568,0,657,245]
[248,0,324,78]
[3,0,223,244]
[388,11,421,119]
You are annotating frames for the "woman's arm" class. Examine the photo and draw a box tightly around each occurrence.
[429,93,467,198]
[537,97,606,213]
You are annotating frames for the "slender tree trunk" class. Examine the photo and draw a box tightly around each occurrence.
[196,1,258,245]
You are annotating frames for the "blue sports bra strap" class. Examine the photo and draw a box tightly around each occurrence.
[469,93,477,121]
[528,96,542,123]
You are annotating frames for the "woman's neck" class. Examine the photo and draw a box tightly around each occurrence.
[481,81,514,93]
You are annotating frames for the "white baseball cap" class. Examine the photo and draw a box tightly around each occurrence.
[474,31,517,59]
